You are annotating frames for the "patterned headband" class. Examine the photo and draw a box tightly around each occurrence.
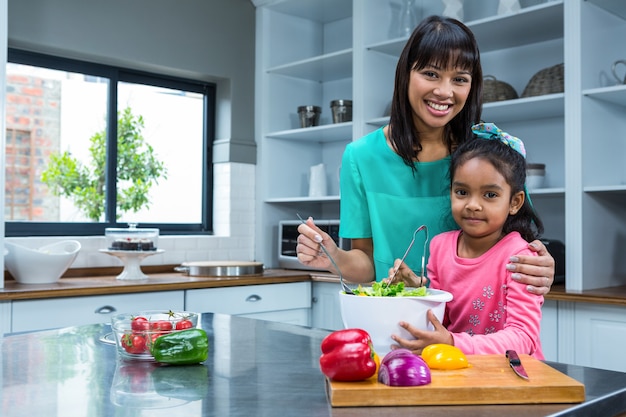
[471,122,526,159]
[470,122,536,212]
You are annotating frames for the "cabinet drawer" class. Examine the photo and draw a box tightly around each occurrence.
[240,309,310,326]
[185,282,311,315]
[12,291,185,333]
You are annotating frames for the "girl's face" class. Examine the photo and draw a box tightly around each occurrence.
[451,157,524,240]
[408,63,472,133]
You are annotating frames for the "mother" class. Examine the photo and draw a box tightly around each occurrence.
[297,15,554,295]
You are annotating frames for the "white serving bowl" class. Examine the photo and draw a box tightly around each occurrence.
[4,240,81,284]
[339,288,453,355]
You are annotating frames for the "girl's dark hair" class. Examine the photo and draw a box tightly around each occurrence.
[389,15,483,170]
[450,138,544,242]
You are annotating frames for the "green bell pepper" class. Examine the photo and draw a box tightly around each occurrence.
[150,328,209,365]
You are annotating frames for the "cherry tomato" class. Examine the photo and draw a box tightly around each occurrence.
[151,320,173,332]
[131,316,150,332]
[121,333,147,354]
[175,319,194,330]
[147,333,161,349]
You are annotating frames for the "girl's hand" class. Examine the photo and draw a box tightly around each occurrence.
[389,310,453,355]
[507,239,555,295]
[384,260,427,287]
[296,217,337,272]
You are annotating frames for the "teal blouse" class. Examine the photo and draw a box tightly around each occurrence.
[339,128,458,280]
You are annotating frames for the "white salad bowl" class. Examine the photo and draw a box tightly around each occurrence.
[339,288,453,355]
[4,240,81,284]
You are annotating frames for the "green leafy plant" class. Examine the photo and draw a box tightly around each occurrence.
[41,107,167,221]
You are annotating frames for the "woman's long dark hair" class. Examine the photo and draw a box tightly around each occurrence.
[450,138,544,242]
[389,15,483,170]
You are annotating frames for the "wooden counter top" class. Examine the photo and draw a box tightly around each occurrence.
[544,284,626,306]
[2,267,626,307]
[0,268,311,301]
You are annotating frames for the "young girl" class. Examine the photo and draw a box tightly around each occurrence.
[392,122,545,358]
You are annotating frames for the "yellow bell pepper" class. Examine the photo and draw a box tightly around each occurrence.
[421,344,469,370]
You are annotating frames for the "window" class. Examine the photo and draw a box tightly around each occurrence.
[5,49,215,236]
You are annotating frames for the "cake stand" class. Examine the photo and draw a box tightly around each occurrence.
[99,249,164,280]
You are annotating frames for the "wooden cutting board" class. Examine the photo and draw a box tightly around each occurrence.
[326,354,585,407]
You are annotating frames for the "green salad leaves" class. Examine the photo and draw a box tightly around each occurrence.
[351,281,427,297]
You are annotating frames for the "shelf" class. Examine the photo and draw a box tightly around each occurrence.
[366,1,564,57]
[584,185,626,194]
[264,0,352,23]
[470,1,563,53]
[265,190,565,203]
[366,37,408,57]
[366,95,564,128]
[482,93,564,122]
[265,122,353,143]
[583,85,626,107]
[366,116,389,127]
[266,196,340,204]
[528,187,565,196]
[267,49,353,82]
[587,0,626,20]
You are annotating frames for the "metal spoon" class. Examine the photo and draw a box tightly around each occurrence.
[389,225,429,286]
[296,214,354,295]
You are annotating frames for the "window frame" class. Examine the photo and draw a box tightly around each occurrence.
[5,48,215,237]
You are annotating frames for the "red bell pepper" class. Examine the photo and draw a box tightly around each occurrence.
[319,328,378,381]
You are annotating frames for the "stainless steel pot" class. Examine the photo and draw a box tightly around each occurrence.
[175,261,264,277]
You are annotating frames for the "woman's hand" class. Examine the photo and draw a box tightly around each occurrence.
[390,310,453,355]
[508,240,555,296]
[296,217,336,272]
[384,260,427,287]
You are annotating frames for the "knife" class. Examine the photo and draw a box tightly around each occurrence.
[506,350,529,380]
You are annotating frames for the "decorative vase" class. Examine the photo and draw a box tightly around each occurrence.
[497,0,521,15]
[442,0,464,21]
[390,0,419,38]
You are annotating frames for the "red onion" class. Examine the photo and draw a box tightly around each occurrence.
[380,348,415,365]
[378,350,431,387]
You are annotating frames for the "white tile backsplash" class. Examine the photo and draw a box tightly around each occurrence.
[5,162,256,270]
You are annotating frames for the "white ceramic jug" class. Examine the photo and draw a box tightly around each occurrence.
[308,163,327,197]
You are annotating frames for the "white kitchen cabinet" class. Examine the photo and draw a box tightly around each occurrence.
[255,0,626,296]
[0,301,10,335]
[11,290,185,333]
[311,281,344,330]
[540,299,558,361]
[185,282,311,326]
[572,302,626,372]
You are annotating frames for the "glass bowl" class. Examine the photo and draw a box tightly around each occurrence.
[110,310,199,361]
[105,224,159,251]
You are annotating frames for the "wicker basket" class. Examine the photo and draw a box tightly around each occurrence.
[483,75,518,103]
[521,63,564,98]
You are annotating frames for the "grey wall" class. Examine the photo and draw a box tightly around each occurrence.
[7,0,257,164]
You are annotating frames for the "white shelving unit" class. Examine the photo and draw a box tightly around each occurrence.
[254,0,626,294]
[254,0,626,371]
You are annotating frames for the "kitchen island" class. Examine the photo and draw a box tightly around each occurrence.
[3,313,626,417]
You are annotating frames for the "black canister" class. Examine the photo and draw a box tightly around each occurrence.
[297,105,321,128]
[330,99,352,123]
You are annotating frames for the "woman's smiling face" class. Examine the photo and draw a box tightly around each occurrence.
[408,63,472,132]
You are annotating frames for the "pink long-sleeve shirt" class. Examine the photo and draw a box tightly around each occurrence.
[428,230,544,359]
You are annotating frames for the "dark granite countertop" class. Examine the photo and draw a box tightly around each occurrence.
[3,313,626,417]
